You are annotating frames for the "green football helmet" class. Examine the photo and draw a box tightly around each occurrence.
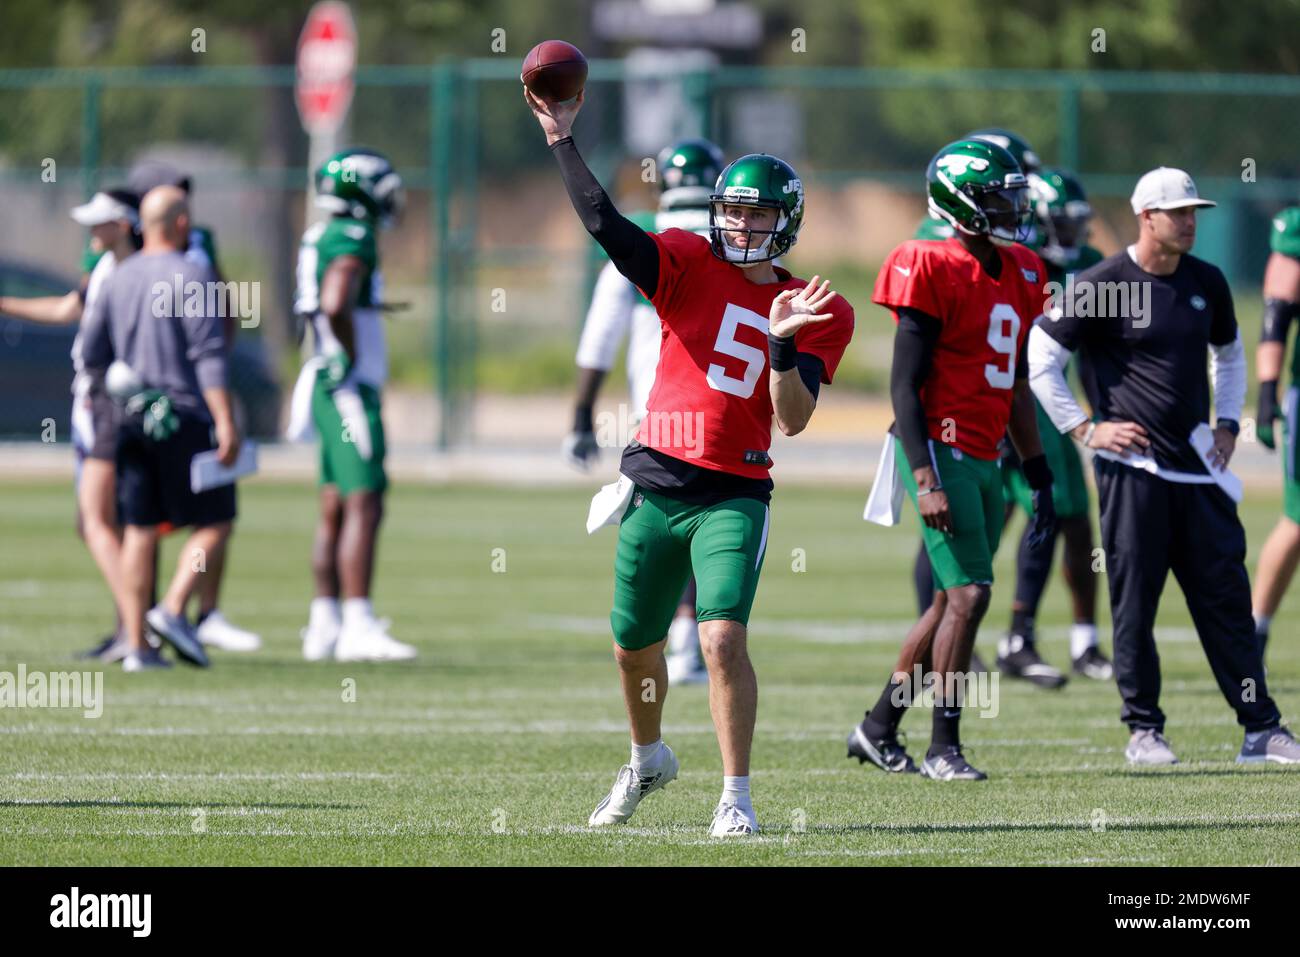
[315,148,405,227]
[708,153,804,265]
[1028,166,1093,266]
[966,128,1041,176]
[926,139,1030,244]
[657,138,726,212]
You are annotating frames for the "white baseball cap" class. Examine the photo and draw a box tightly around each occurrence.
[1130,167,1216,215]
[70,191,139,227]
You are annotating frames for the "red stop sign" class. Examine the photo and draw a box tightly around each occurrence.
[296,1,357,135]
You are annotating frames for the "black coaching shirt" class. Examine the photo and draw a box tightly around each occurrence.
[1038,250,1238,475]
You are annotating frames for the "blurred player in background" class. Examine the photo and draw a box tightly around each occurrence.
[294,149,416,662]
[853,138,1055,781]
[81,186,239,671]
[0,189,141,659]
[529,85,854,836]
[1252,206,1300,656]
[995,167,1110,684]
[120,159,261,654]
[564,138,727,686]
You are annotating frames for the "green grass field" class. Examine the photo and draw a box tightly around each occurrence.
[1,478,1298,866]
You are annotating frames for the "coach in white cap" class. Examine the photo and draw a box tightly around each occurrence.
[1029,167,1300,767]
[0,188,141,661]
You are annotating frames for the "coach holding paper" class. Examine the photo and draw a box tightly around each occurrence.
[1029,167,1299,766]
[81,186,240,672]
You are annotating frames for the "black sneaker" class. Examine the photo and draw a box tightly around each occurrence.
[77,634,120,660]
[997,633,1067,689]
[920,745,987,781]
[847,723,918,773]
[1072,645,1114,681]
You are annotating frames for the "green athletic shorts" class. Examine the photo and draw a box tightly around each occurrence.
[1003,402,1090,519]
[610,487,770,650]
[1283,386,1300,524]
[897,437,1003,590]
[311,374,388,495]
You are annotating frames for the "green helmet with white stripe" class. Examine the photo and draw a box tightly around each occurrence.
[708,153,804,265]
[926,139,1030,244]
[314,148,405,228]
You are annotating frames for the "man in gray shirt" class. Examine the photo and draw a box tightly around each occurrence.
[82,185,242,671]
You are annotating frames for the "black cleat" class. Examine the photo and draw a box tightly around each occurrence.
[847,724,918,773]
[997,633,1067,689]
[919,746,988,781]
[1071,645,1114,681]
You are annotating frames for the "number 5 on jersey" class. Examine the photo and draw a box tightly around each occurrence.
[707,303,769,399]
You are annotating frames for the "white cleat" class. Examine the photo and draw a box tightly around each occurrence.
[301,621,340,662]
[334,618,417,662]
[196,610,262,652]
[588,746,679,826]
[709,802,759,838]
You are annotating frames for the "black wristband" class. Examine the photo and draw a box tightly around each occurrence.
[1259,380,1279,413]
[769,334,798,373]
[574,404,594,434]
[1216,418,1240,437]
[1021,454,1054,491]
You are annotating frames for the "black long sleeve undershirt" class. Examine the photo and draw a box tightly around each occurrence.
[550,136,660,298]
[890,307,941,472]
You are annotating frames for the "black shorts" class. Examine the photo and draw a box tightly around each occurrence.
[116,412,237,528]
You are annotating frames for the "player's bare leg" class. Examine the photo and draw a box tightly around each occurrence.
[76,459,125,649]
[919,583,990,781]
[119,525,158,654]
[849,590,943,774]
[334,489,414,660]
[699,618,759,835]
[302,486,344,659]
[339,489,382,599]
[160,522,232,619]
[1253,516,1300,655]
[190,532,260,652]
[589,638,680,827]
[614,638,670,744]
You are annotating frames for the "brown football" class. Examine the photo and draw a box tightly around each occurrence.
[521,40,588,102]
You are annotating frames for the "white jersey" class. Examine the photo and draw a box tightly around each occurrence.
[574,206,710,419]
[71,250,119,394]
[294,219,387,389]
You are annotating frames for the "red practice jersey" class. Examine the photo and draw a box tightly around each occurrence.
[637,228,855,479]
[874,238,1048,462]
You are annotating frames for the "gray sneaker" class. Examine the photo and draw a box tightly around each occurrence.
[145,606,209,667]
[1125,728,1178,766]
[1237,725,1300,765]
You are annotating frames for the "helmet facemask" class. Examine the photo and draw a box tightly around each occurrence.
[708,198,787,266]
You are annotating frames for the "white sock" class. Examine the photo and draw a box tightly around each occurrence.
[342,598,374,630]
[1254,613,1272,636]
[721,775,752,813]
[667,615,700,657]
[631,739,664,772]
[1070,623,1098,660]
[310,597,341,631]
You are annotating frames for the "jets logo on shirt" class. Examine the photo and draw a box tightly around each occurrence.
[1190,295,1206,310]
